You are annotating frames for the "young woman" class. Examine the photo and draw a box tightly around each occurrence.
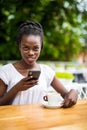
[0,21,78,107]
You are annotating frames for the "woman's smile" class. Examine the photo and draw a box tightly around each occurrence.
[27,57,35,63]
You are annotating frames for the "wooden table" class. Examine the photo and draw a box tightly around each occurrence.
[0,100,87,130]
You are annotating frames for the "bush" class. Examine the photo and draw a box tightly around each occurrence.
[56,72,74,79]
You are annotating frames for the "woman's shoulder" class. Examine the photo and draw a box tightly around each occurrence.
[39,64,55,84]
[40,64,55,72]
[0,63,13,71]
[40,64,51,69]
[0,63,14,73]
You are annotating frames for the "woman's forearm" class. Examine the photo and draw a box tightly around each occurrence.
[0,85,19,105]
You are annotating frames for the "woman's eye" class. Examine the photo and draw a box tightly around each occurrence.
[34,47,39,51]
[23,46,29,51]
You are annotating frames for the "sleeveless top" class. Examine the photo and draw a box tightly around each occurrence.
[0,63,55,105]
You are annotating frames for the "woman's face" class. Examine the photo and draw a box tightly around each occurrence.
[19,34,42,66]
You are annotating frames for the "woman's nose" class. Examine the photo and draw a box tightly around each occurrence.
[28,49,34,55]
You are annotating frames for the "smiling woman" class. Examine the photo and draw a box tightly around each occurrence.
[0,21,78,107]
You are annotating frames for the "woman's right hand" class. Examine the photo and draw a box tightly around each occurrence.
[15,76,38,91]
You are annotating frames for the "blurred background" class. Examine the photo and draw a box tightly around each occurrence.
[0,0,87,62]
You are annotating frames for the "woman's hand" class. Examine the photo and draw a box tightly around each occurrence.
[62,89,78,108]
[15,76,38,92]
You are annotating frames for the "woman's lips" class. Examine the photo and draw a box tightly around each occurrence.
[27,57,35,62]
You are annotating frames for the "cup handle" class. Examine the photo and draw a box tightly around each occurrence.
[43,95,48,101]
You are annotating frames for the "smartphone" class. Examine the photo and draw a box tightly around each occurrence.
[28,70,41,80]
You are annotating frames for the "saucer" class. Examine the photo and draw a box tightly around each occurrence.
[42,102,62,109]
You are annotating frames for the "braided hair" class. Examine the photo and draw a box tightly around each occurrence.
[17,21,44,49]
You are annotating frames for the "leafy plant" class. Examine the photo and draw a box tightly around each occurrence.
[0,0,86,60]
[56,72,74,79]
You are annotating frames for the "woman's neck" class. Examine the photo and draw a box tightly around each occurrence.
[13,60,40,77]
[18,60,40,70]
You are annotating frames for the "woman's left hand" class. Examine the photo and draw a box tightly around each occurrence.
[62,89,78,108]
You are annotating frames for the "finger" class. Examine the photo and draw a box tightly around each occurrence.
[26,76,33,81]
[69,99,76,106]
[63,98,76,108]
[61,100,65,106]
[25,77,38,85]
[63,99,71,108]
[29,79,38,84]
[24,82,38,88]
[27,81,38,86]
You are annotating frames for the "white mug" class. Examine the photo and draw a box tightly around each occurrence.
[47,91,62,106]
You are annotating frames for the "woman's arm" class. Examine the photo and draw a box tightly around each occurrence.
[51,76,78,108]
[0,79,20,105]
[0,76,38,106]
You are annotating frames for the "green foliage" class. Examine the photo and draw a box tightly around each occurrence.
[0,0,87,60]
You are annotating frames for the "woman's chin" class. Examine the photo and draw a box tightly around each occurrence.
[27,60,35,66]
